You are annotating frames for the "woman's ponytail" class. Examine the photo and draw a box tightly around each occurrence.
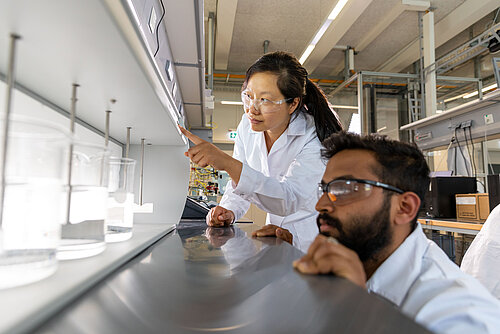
[303,79,343,142]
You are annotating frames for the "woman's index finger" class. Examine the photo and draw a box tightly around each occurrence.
[178,124,204,145]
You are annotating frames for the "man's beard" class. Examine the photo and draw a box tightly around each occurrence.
[316,198,392,262]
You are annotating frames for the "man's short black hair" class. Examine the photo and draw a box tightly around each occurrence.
[322,131,430,229]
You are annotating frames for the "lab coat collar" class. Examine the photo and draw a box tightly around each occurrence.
[366,224,429,307]
[287,110,307,136]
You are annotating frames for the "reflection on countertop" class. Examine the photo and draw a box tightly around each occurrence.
[36,220,430,334]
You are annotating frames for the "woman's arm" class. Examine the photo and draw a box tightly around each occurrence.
[232,136,324,217]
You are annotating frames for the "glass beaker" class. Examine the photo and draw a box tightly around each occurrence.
[0,115,71,289]
[58,142,109,260]
[106,157,136,242]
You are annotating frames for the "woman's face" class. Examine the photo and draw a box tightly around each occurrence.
[243,72,299,134]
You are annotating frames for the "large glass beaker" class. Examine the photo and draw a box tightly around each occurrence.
[0,116,71,289]
[106,157,136,243]
[58,142,109,260]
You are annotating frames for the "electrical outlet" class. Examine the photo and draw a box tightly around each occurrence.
[484,114,494,125]
[461,120,472,128]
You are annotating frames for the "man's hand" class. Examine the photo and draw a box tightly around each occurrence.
[206,206,235,227]
[251,224,293,245]
[293,235,367,289]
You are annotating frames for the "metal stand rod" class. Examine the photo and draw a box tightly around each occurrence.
[104,110,111,147]
[139,138,145,205]
[65,84,79,224]
[123,127,132,188]
[0,34,21,228]
[125,127,131,158]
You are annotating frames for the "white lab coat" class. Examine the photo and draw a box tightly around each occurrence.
[368,224,500,333]
[219,111,324,251]
[461,204,500,299]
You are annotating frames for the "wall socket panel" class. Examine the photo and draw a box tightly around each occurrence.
[484,114,494,125]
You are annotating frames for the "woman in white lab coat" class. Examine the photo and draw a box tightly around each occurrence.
[179,51,342,251]
[461,203,500,299]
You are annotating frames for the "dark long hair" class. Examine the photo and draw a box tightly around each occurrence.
[243,51,343,142]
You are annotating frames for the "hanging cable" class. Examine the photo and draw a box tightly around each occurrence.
[467,126,485,191]
[467,127,478,177]
[435,136,455,172]
[454,127,470,176]
[463,127,475,177]
[153,0,166,57]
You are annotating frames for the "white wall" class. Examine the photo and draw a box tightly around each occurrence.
[129,144,189,224]
[0,81,122,156]
[212,90,245,144]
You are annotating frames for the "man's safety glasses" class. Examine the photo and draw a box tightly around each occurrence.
[241,90,293,114]
[317,178,404,205]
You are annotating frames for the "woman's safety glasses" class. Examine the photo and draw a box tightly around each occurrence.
[317,179,404,205]
[241,90,293,114]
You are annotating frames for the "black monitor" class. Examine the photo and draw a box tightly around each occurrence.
[422,177,477,218]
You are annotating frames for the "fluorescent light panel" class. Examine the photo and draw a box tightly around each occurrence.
[328,0,349,20]
[299,0,350,64]
[331,105,358,110]
[220,101,244,105]
[311,19,333,45]
[463,83,497,99]
[299,45,316,64]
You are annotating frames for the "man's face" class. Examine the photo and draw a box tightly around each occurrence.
[316,149,394,262]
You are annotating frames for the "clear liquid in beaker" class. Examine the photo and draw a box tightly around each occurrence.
[106,191,134,242]
[58,185,108,260]
[0,181,63,289]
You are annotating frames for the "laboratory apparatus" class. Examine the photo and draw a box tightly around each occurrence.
[0,115,71,289]
[106,157,136,242]
[58,141,110,260]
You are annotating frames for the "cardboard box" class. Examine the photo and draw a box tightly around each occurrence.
[455,193,490,222]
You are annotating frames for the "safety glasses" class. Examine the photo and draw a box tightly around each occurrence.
[317,178,404,205]
[241,90,293,114]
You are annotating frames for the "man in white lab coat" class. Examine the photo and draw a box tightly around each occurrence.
[294,132,500,334]
[461,203,500,299]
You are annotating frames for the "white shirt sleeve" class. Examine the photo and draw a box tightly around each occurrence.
[461,204,500,299]
[219,124,251,222]
[232,135,323,217]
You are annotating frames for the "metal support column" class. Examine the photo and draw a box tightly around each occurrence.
[207,12,215,91]
[418,12,426,118]
[357,72,368,134]
[423,11,437,116]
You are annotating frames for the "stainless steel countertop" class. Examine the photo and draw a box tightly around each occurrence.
[35,221,430,333]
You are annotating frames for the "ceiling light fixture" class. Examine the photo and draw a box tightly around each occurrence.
[299,0,349,65]
[462,83,498,99]
[331,104,358,110]
[220,101,244,105]
[443,93,468,103]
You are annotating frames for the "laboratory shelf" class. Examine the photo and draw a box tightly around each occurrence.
[0,0,185,146]
[0,223,175,334]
